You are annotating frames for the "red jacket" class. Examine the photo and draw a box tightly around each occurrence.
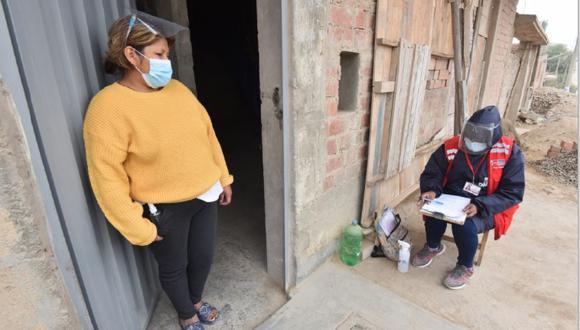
[443,136,520,240]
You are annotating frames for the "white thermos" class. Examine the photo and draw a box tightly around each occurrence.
[398,240,411,273]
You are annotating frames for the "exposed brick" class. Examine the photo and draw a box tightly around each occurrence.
[439,69,449,80]
[326,155,343,173]
[426,80,435,89]
[327,140,338,155]
[435,58,448,70]
[330,6,352,27]
[433,70,440,80]
[327,67,339,79]
[338,134,352,151]
[326,82,339,97]
[323,175,335,192]
[342,29,354,43]
[561,140,574,153]
[547,145,561,158]
[429,57,437,70]
[354,10,367,29]
[360,113,370,128]
[360,66,372,78]
[359,97,370,110]
[327,119,344,136]
[327,98,338,116]
[428,70,436,80]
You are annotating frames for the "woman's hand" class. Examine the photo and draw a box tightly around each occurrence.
[220,185,232,206]
[463,203,478,218]
[417,191,436,208]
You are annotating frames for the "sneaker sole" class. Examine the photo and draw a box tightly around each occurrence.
[444,282,466,290]
[412,243,446,268]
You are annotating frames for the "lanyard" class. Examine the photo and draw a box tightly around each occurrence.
[464,152,487,183]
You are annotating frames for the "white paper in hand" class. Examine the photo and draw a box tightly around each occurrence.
[420,194,471,224]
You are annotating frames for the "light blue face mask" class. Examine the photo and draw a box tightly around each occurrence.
[133,48,172,88]
[464,137,488,153]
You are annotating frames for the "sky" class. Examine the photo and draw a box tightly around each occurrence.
[517,0,578,49]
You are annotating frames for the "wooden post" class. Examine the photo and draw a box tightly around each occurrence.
[565,39,578,89]
[450,0,467,135]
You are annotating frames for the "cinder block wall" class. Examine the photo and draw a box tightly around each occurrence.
[290,0,376,282]
[480,0,519,114]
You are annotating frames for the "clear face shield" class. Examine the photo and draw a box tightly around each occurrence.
[459,121,499,155]
[123,10,188,47]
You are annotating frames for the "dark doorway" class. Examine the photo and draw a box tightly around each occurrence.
[187,0,266,271]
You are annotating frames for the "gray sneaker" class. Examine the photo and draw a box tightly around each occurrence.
[411,243,446,268]
[443,264,474,290]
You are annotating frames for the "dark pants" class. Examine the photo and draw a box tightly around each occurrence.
[145,199,217,320]
[425,216,492,268]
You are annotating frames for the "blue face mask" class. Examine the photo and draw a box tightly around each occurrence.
[464,137,488,153]
[133,49,172,88]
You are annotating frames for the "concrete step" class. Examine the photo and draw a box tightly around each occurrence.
[257,259,463,330]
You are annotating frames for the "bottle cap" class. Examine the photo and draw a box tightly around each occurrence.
[398,240,410,250]
[352,219,358,225]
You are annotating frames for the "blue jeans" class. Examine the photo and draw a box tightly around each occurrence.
[424,216,492,268]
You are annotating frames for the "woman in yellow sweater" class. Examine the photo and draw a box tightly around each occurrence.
[83,14,231,330]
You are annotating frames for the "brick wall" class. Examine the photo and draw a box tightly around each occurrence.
[324,0,375,192]
[290,0,376,281]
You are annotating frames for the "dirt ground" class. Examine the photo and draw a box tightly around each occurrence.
[351,88,579,329]
[517,87,578,163]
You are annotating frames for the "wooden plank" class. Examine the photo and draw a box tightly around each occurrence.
[378,48,400,175]
[399,151,428,194]
[375,0,388,40]
[399,44,431,170]
[477,0,501,109]
[373,80,396,93]
[384,39,414,178]
[451,0,468,134]
[385,0,405,42]
[376,38,399,47]
[431,0,454,57]
[409,0,435,45]
[467,36,486,113]
[478,0,492,38]
[463,0,478,83]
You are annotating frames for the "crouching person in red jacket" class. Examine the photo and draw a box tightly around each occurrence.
[413,105,525,290]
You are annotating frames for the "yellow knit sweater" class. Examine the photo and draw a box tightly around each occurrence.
[83,79,233,246]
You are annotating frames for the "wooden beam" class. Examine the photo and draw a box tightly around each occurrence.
[376,38,399,47]
[373,80,396,93]
[450,0,468,134]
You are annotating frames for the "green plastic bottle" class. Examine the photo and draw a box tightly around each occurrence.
[340,220,363,266]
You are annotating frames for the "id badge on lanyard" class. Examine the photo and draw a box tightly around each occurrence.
[463,182,481,196]
[463,153,486,196]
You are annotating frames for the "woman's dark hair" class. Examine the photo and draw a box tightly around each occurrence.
[104,15,174,74]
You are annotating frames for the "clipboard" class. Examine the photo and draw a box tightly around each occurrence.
[419,194,471,225]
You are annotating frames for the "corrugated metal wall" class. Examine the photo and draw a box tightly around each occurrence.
[2,0,160,329]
